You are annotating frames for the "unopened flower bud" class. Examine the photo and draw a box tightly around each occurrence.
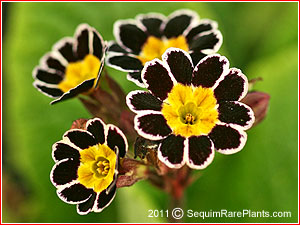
[70,118,88,130]
[116,158,148,188]
[241,91,270,126]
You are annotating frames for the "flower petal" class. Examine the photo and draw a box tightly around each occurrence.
[218,101,255,130]
[33,66,63,84]
[50,158,80,187]
[53,37,77,63]
[162,48,193,85]
[158,134,186,168]
[106,125,128,158]
[52,141,80,162]
[105,172,118,195]
[50,78,95,104]
[214,68,248,102]
[77,192,97,215]
[163,9,198,38]
[106,54,143,72]
[189,30,223,54]
[137,13,165,38]
[142,59,175,101]
[57,183,94,204]
[186,136,214,169]
[127,72,145,88]
[192,54,229,88]
[189,51,207,66]
[93,185,117,213]
[40,53,66,73]
[126,90,162,113]
[74,24,90,60]
[33,81,63,98]
[86,118,106,145]
[63,129,96,150]
[134,111,172,140]
[91,28,106,59]
[186,19,218,44]
[107,41,128,54]
[113,20,147,54]
[209,124,247,154]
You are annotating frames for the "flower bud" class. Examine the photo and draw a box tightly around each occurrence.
[116,158,148,188]
[241,91,270,126]
[70,118,88,130]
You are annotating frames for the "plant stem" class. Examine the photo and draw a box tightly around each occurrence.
[168,193,184,223]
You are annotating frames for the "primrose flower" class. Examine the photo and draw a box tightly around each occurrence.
[33,24,106,104]
[50,118,128,215]
[126,48,254,169]
[106,9,222,87]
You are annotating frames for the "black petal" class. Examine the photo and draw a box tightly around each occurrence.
[135,113,172,140]
[63,129,96,150]
[42,55,66,73]
[189,51,207,67]
[107,54,143,72]
[52,142,80,162]
[209,124,246,154]
[50,79,95,104]
[127,72,144,87]
[86,118,106,145]
[58,183,94,204]
[92,30,105,59]
[126,91,162,112]
[139,15,164,38]
[164,48,193,85]
[214,68,247,102]
[34,67,63,84]
[142,59,174,101]
[77,192,97,215]
[94,185,116,212]
[189,31,221,52]
[107,42,128,54]
[106,125,127,158]
[51,159,80,186]
[218,101,254,129]
[187,136,214,169]
[75,25,90,60]
[117,22,147,54]
[158,134,185,168]
[54,38,77,63]
[164,11,195,38]
[34,82,63,98]
[192,54,228,88]
[186,20,217,44]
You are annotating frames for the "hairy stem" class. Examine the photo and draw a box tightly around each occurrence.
[168,191,184,223]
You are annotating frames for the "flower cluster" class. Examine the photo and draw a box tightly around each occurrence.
[32,9,266,215]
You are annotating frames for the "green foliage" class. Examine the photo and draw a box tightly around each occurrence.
[3,2,298,223]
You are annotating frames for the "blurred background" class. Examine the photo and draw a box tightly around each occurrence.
[2,2,298,223]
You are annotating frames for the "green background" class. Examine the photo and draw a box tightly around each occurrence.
[3,2,298,223]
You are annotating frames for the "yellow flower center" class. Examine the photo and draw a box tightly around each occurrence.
[58,54,101,93]
[185,113,194,124]
[137,35,189,65]
[77,144,117,193]
[161,84,219,137]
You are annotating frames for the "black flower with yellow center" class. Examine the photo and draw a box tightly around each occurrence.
[126,48,254,169]
[33,24,106,104]
[50,118,128,215]
[106,9,222,87]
